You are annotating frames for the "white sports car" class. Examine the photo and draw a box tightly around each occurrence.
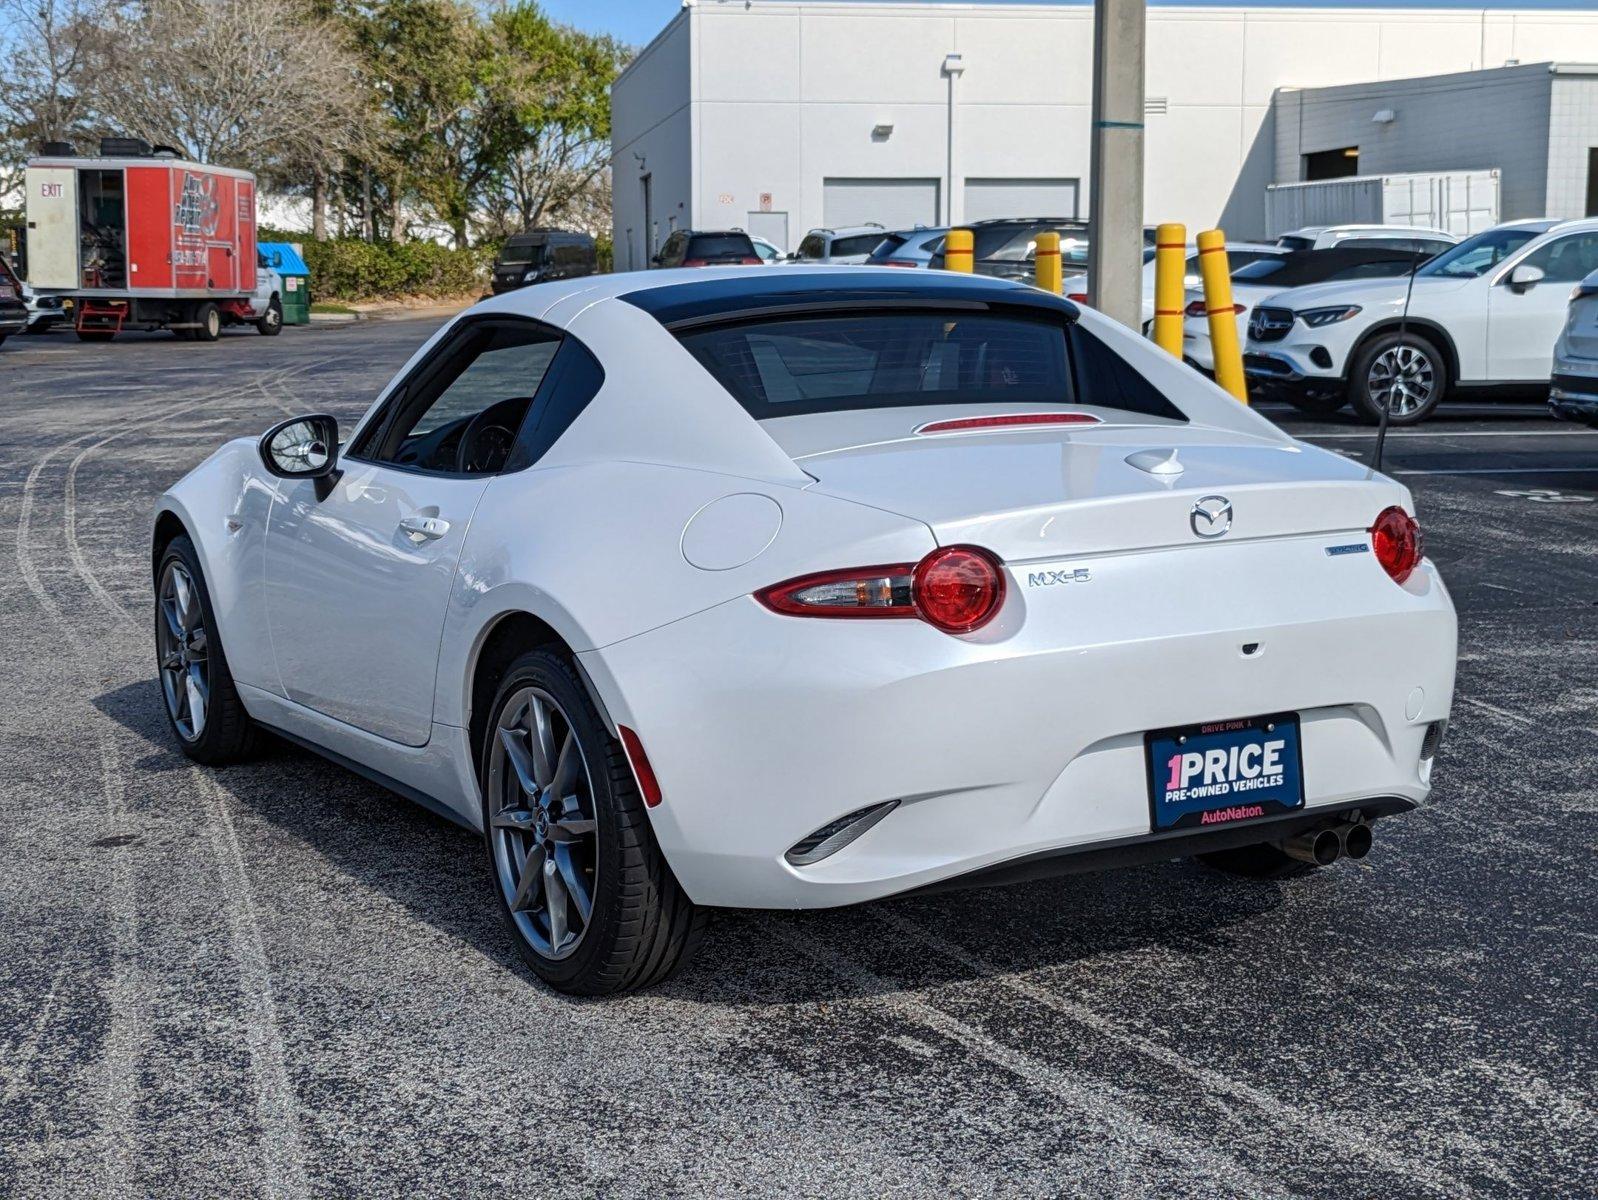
[153,267,1457,994]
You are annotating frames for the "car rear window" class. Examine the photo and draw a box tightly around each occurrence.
[865,234,909,263]
[686,234,756,260]
[831,233,887,257]
[677,311,1184,422]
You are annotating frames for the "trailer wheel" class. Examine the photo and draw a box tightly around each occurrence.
[256,297,283,337]
[192,303,222,342]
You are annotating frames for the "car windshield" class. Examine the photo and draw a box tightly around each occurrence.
[1419,228,1543,279]
[498,240,545,267]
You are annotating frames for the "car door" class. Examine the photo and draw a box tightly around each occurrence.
[264,318,563,745]
[1489,232,1598,381]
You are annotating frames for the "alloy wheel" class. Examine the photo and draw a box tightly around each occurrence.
[487,687,599,961]
[157,560,209,741]
[1366,344,1435,417]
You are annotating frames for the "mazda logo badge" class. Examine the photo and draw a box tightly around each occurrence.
[1190,495,1233,539]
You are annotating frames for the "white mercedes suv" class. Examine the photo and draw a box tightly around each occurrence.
[1243,219,1598,423]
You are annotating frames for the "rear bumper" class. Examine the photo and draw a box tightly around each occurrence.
[1550,368,1598,427]
[583,536,1457,910]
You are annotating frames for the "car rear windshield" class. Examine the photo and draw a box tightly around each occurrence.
[830,233,887,257]
[677,311,1184,422]
[498,239,546,266]
[864,234,910,262]
[686,234,757,260]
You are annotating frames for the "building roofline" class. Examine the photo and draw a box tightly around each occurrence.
[613,4,690,90]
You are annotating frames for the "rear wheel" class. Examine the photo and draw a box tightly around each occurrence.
[1348,332,1448,425]
[1195,843,1316,880]
[192,302,222,342]
[482,649,705,994]
[155,535,257,764]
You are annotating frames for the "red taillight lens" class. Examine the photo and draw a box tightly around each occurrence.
[740,256,762,264]
[618,725,663,807]
[913,546,1005,633]
[881,259,918,268]
[917,412,1101,435]
[756,546,1006,634]
[1370,506,1422,584]
[1066,292,1089,303]
[1186,300,1246,317]
[682,257,707,267]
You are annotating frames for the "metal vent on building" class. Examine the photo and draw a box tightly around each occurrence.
[1145,96,1169,116]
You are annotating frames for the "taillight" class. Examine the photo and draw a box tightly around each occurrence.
[880,259,918,268]
[1067,292,1089,303]
[682,258,707,267]
[916,412,1101,435]
[739,256,762,264]
[756,546,1006,634]
[1370,506,1422,584]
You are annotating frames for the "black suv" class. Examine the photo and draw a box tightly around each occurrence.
[651,230,762,268]
[490,230,598,294]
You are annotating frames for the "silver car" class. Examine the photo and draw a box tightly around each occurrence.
[863,227,949,269]
[1551,267,1598,427]
[789,224,890,264]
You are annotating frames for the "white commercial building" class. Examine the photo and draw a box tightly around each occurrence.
[610,0,1598,266]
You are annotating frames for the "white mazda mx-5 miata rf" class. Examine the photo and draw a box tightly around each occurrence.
[153,267,1457,994]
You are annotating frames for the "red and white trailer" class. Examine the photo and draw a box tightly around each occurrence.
[24,142,281,341]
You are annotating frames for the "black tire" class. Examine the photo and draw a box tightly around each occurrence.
[1347,331,1449,426]
[256,296,283,336]
[481,648,705,995]
[1284,390,1348,417]
[76,329,114,342]
[1195,843,1316,880]
[192,302,222,342]
[155,534,258,764]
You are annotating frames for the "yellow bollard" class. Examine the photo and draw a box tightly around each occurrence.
[1196,228,1247,403]
[1033,231,1062,294]
[1152,221,1186,358]
[944,228,974,273]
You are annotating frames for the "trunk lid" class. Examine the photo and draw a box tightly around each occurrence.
[769,409,1404,562]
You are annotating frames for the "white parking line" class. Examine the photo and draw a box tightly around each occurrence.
[1391,467,1596,476]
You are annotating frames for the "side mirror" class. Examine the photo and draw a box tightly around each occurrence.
[260,414,339,480]
[1508,263,1545,291]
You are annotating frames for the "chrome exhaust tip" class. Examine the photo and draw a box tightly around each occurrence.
[1340,821,1374,861]
[1281,827,1342,866]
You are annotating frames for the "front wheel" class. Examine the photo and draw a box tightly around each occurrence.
[1347,332,1448,425]
[256,297,283,336]
[482,649,705,995]
[155,535,257,763]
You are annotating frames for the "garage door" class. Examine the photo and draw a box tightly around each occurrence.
[963,178,1080,223]
[822,178,941,232]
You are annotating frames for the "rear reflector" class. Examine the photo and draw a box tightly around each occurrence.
[916,412,1102,435]
[617,725,663,807]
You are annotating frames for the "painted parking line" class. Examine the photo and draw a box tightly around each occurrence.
[1390,466,1597,476]
[1301,429,1597,440]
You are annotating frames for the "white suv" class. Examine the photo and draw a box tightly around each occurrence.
[1243,219,1598,424]
[1275,225,1460,255]
[1552,267,1598,427]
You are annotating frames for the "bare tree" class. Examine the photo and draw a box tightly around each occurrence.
[0,0,117,202]
[90,0,377,181]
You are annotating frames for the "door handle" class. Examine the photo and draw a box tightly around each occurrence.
[399,515,449,542]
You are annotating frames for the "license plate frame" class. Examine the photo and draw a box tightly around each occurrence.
[1144,712,1305,832]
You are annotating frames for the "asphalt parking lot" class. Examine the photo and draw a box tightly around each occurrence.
[1,318,1594,1199]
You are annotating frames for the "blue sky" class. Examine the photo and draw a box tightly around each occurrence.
[543,0,1597,48]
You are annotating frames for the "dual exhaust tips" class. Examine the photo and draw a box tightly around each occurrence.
[1279,819,1374,867]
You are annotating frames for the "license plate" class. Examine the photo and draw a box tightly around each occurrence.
[1145,713,1303,831]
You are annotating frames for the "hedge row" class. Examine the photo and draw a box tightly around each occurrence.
[294,238,496,302]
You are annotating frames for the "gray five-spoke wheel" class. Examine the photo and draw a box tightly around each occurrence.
[1366,343,1435,417]
[157,560,209,741]
[488,687,599,961]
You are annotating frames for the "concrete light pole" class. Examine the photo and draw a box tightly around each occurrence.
[1085,0,1147,328]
